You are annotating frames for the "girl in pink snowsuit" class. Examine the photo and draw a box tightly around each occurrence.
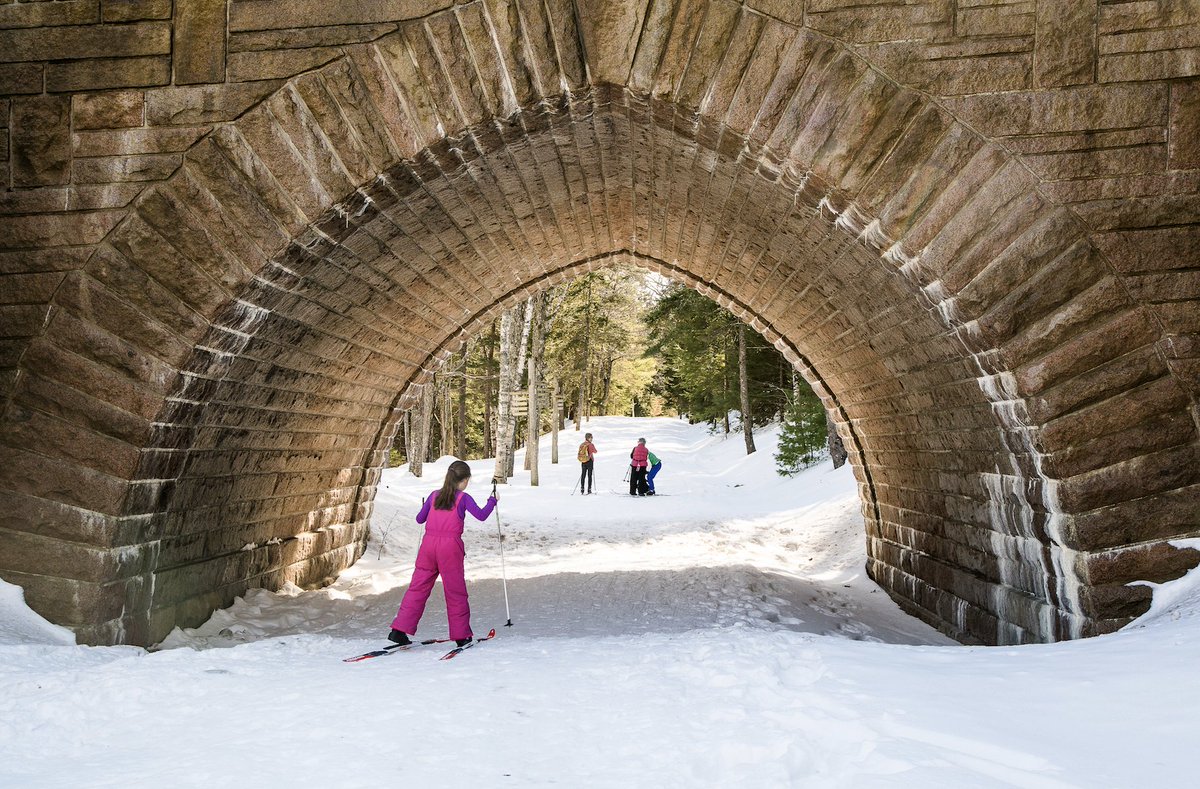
[388,461,496,647]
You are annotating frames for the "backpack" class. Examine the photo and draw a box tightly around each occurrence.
[577,442,591,463]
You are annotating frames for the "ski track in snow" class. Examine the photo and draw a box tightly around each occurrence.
[1,417,1198,788]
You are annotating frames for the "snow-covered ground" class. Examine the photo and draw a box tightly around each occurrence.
[2,416,1198,788]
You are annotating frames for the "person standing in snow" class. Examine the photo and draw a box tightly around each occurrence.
[646,447,662,495]
[629,437,650,496]
[577,432,597,495]
[388,460,496,648]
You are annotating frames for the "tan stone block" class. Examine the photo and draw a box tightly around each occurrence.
[103,0,173,23]
[228,0,451,32]
[1068,483,1200,551]
[941,82,1168,138]
[0,22,170,64]
[1168,79,1200,170]
[226,46,340,82]
[0,570,125,628]
[0,443,130,515]
[72,152,181,184]
[145,80,282,126]
[73,90,145,130]
[174,0,227,85]
[1081,542,1200,587]
[0,0,99,28]
[0,211,122,248]
[1058,443,1200,512]
[1100,47,1200,83]
[0,62,43,95]
[1034,0,1097,87]
[47,56,170,93]
[10,95,71,188]
[72,126,208,157]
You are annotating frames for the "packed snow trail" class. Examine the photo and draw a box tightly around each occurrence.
[2,417,1199,788]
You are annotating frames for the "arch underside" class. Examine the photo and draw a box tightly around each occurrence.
[2,0,1198,648]
[100,91,1142,647]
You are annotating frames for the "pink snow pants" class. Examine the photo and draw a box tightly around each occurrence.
[391,529,472,640]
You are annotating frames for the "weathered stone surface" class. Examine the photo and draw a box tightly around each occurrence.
[47,55,170,92]
[73,90,145,129]
[173,0,227,85]
[145,81,283,125]
[1169,79,1200,170]
[0,22,170,63]
[10,95,71,187]
[1034,0,1097,87]
[104,0,174,23]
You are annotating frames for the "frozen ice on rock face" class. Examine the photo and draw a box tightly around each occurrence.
[0,417,1197,787]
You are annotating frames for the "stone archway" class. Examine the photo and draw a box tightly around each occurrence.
[1,0,1197,646]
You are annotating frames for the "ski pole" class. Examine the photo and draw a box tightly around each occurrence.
[491,480,513,627]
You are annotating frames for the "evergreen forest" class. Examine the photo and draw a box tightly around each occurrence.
[390,267,837,479]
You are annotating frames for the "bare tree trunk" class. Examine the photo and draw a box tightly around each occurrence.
[600,356,614,415]
[457,341,469,459]
[826,411,848,469]
[510,298,533,476]
[410,383,435,477]
[483,320,496,458]
[576,279,591,431]
[722,336,731,436]
[439,373,452,459]
[526,295,546,483]
[493,306,523,483]
[739,324,756,454]
[550,377,560,464]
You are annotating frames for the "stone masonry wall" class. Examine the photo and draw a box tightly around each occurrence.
[1,0,1198,646]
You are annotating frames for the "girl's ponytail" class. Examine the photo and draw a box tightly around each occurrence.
[434,460,472,510]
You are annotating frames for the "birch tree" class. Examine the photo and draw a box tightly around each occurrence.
[525,294,547,484]
[493,305,524,483]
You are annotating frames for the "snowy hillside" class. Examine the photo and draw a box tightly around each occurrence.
[1,416,1198,787]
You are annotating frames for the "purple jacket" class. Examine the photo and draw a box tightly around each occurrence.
[416,490,496,535]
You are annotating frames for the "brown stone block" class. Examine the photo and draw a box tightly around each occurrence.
[146,81,283,126]
[11,95,71,188]
[1068,483,1200,551]
[0,271,65,305]
[14,369,152,448]
[1152,301,1200,335]
[1016,308,1160,395]
[42,308,176,396]
[107,215,232,319]
[174,0,227,85]
[0,210,122,249]
[0,489,121,548]
[86,244,210,343]
[73,90,144,130]
[72,126,209,158]
[1059,443,1200,513]
[1168,79,1200,169]
[104,0,173,23]
[0,0,99,28]
[0,246,91,277]
[54,271,193,368]
[228,0,450,32]
[0,527,152,583]
[1094,225,1200,276]
[72,152,181,184]
[1002,276,1131,369]
[23,335,168,422]
[1044,409,1196,480]
[1026,346,1167,425]
[1074,581,1153,621]
[261,85,357,208]
[0,570,125,628]
[292,69,376,183]
[1025,143,1166,182]
[1034,0,1097,88]
[0,443,130,515]
[1081,542,1200,588]
[942,83,1167,138]
[0,62,43,95]
[0,22,170,64]
[227,47,340,82]
[47,56,170,93]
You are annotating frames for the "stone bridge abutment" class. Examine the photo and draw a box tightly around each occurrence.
[1,0,1198,646]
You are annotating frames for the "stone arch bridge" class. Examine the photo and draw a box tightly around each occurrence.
[1,0,1198,646]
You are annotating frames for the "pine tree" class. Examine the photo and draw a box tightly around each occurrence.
[774,385,828,476]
